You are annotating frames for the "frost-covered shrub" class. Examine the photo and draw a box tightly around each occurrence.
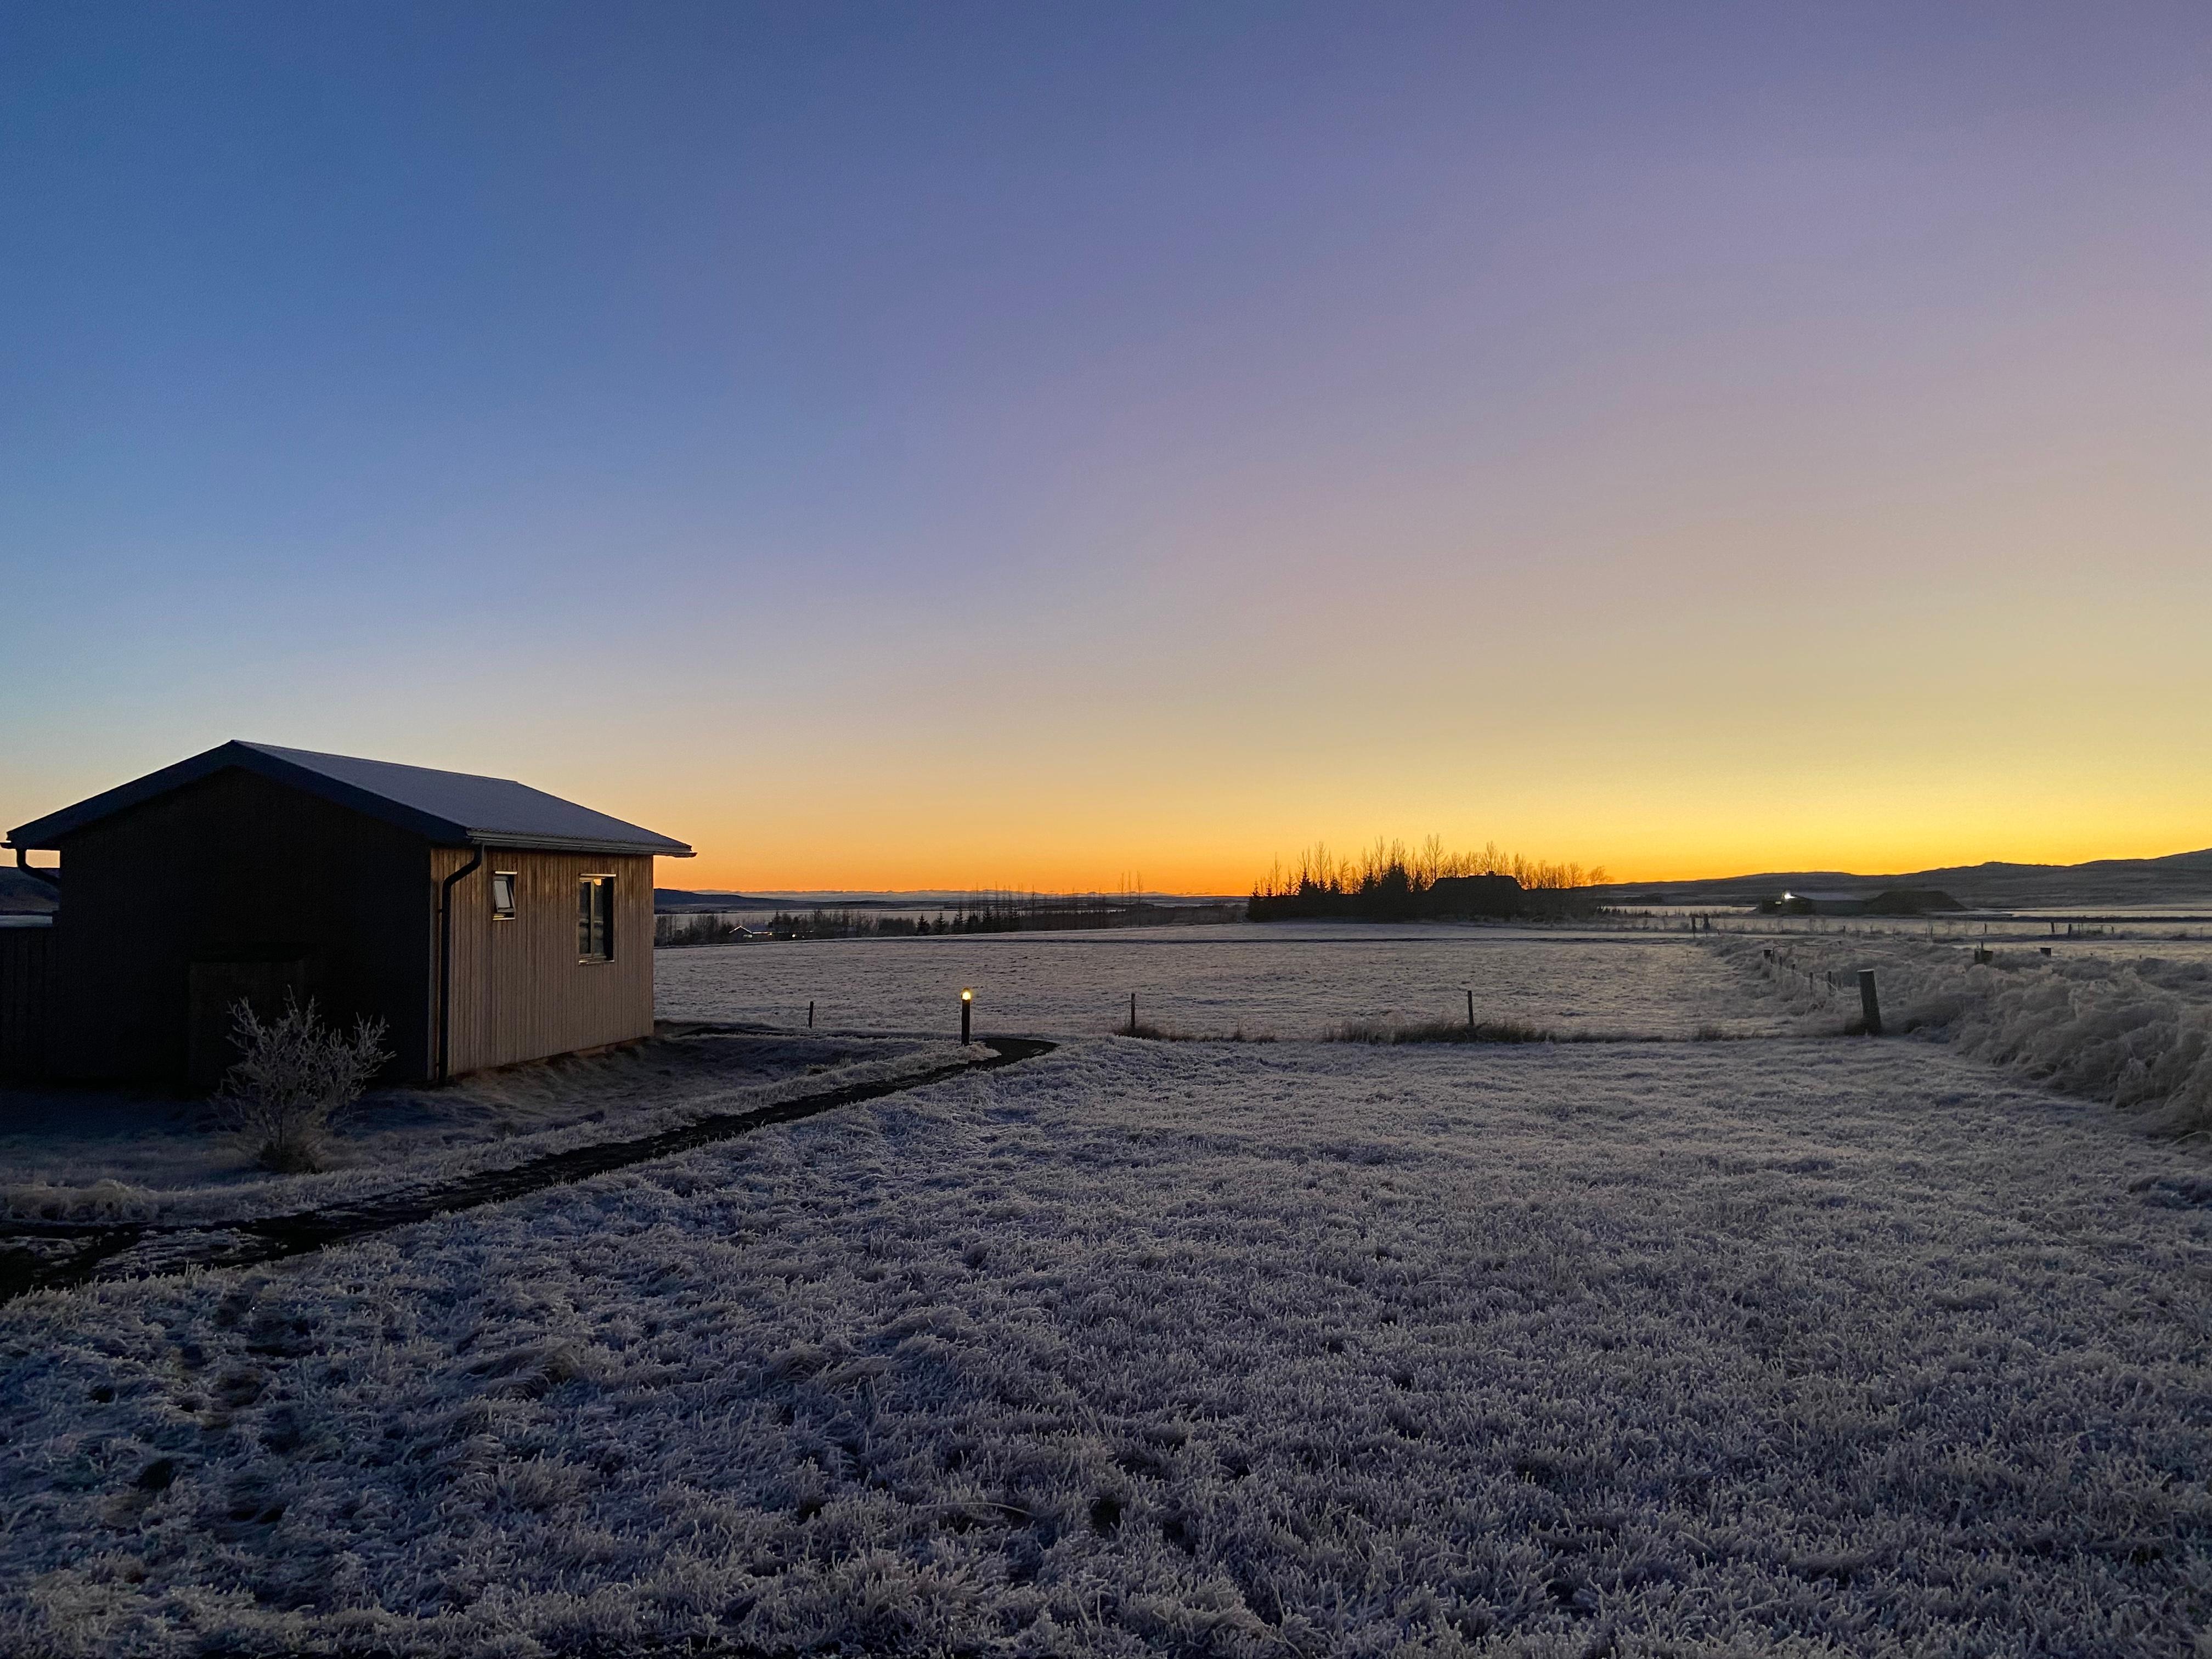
[214,994,392,1172]
[1327,1016,1583,1044]
[1116,1020,1275,1042]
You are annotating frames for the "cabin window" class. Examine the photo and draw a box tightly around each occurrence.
[578,876,615,961]
[490,872,517,921]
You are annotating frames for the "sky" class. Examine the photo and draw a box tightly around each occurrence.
[3,2,2208,891]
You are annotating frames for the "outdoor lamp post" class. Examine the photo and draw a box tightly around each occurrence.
[961,987,973,1045]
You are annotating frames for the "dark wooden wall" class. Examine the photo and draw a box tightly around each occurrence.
[0,927,56,1080]
[433,848,656,1076]
[49,770,435,1084]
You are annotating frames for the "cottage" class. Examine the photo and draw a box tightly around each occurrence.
[4,741,691,1086]
[1424,874,1524,918]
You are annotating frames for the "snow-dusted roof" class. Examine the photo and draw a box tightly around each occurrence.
[7,741,693,858]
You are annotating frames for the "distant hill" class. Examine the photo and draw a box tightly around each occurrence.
[1595,848,2212,912]
[654,888,1235,912]
[654,889,989,912]
[654,889,778,912]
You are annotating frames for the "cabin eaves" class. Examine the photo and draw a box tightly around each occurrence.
[8,741,693,859]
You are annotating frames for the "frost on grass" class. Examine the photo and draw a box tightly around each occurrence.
[0,1032,968,1226]
[1327,1015,1575,1045]
[1724,934,2212,1133]
[658,922,1772,1041]
[3,1038,2208,1656]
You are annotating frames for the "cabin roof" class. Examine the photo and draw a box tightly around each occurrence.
[7,741,693,858]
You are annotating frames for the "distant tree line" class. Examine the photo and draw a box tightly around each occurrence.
[764,894,1245,940]
[1248,837,1609,922]
[769,909,962,939]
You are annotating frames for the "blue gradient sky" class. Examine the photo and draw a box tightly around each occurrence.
[4,4,2208,888]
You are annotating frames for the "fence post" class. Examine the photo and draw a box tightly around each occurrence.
[1465,988,1475,1032]
[1128,992,1137,1035]
[1858,969,1882,1036]
[808,1000,815,1028]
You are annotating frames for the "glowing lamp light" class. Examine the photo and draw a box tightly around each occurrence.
[961,988,973,1001]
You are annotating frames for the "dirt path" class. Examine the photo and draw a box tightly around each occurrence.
[0,1035,1053,1302]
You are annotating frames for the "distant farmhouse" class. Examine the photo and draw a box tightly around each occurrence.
[2,742,691,1086]
[1425,874,1525,918]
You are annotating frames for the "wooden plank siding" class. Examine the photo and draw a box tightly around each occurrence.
[432,848,654,1077]
[0,927,57,1080]
[50,770,434,1083]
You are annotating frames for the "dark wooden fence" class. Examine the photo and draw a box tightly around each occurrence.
[0,926,56,1079]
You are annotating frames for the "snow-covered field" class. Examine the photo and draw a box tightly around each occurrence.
[4,932,2210,1655]
[658,923,1768,1041]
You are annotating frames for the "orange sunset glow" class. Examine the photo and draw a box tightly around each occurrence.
[4,5,2206,893]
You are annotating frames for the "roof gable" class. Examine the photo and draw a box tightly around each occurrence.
[7,741,693,857]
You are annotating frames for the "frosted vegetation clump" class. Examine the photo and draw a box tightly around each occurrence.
[214,994,391,1173]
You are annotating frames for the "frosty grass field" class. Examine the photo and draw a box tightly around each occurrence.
[656,923,1770,1041]
[0,1034,979,1228]
[4,926,2211,1656]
